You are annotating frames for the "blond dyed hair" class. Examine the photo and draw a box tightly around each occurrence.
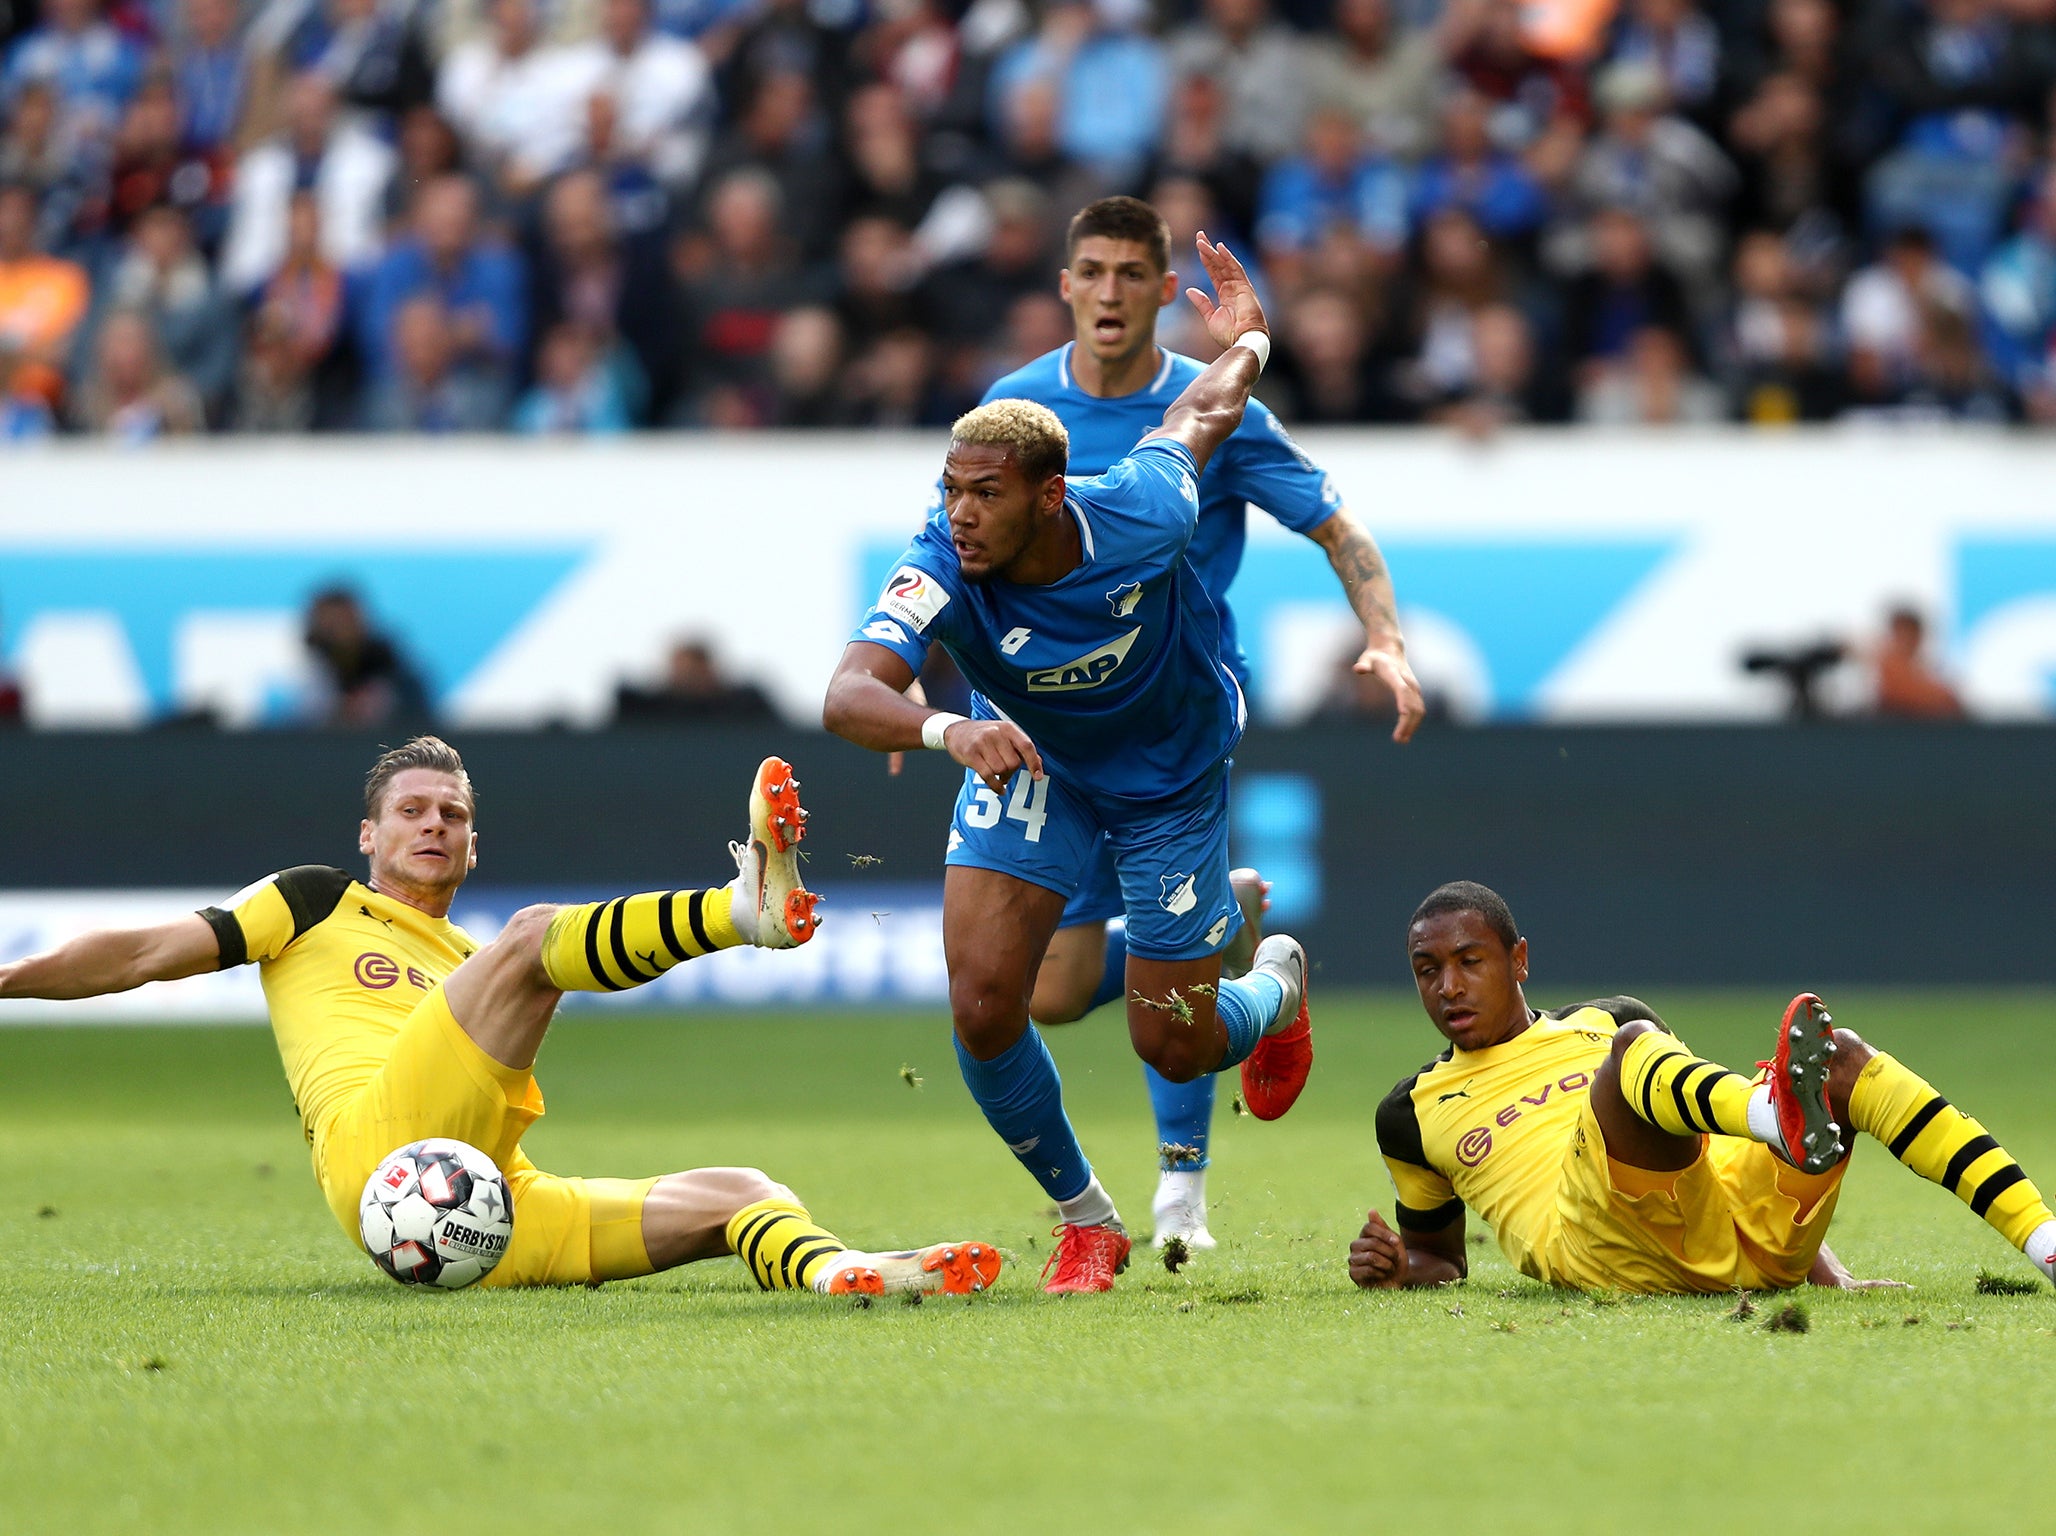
[951,399,1070,485]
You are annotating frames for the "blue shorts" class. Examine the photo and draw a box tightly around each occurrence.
[944,761,1242,961]
[1061,838,1126,929]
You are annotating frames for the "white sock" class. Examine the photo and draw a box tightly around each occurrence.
[1058,1175,1119,1230]
[1744,1083,1784,1152]
[1155,1168,1205,1211]
[2027,1220,2056,1282]
[725,871,760,945]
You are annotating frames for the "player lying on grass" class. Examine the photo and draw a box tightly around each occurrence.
[0,736,1002,1298]
[824,233,1312,1293]
[976,195,1425,1253]
[1349,880,2056,1295]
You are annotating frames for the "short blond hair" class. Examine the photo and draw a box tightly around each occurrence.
[365,736,474,818]
[951,398,1069,485]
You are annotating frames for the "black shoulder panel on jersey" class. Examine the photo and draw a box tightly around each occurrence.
[197,906,246,969]
[273,865,355,942]
[1545,995,1666,1029]
[1375,1047,1453,1168]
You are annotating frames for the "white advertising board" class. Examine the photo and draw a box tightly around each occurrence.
[3,428,2054,728]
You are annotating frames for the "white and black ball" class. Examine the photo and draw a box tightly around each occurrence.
[358,1139,513,1290]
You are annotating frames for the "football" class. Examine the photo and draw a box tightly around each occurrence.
[358,1139,514,1289]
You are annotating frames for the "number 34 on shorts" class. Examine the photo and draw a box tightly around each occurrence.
[943,766,1101,898]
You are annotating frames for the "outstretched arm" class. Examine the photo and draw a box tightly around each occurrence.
[1145,233,1270,477]
[0,915,223,1001]
[824,641,1044,798]
[1349,1207,1469,1288]
[1307,510,1426,743]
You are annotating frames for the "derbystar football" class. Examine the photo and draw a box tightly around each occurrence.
[358,1139,513,1289]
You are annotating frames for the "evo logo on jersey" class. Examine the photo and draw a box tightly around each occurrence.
[880,566,950,633]
[1025,627,1140,691]
[355,952,434,991]
[1456,1071,1596,1165]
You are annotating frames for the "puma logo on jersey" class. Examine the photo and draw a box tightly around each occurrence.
[1025,626,1140,691]
[1106,581,1143,618]
[1160,872,1197,916]
[1437,1088,1472,1103]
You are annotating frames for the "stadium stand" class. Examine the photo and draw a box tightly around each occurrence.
[0,0,2053,435]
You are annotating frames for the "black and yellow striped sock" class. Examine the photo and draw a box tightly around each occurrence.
[1849,1052,2055,1251]
[1619,1030,1757,1139]
[725,1198,848,1292]
[540,888,744,992]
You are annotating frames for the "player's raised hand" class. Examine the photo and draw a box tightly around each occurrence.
[1355,645,1428,744]
[1348,1209,1410,1289]
[1185,232,1267,354]
[942,718,1045,798]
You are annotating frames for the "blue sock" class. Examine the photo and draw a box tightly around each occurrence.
[1213,972,1285,1070]
[1146,1063,1214,1169]
[953,1028,1093,1202]
[1084,920,1128,1014]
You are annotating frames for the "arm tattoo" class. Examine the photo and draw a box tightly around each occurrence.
[1325,518,1401,641]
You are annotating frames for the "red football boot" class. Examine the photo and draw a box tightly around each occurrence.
[1240,935,1312,1121]
[1763,992,1844,1174]
[1039,1223,1131,1294]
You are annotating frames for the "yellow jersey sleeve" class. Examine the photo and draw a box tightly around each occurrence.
[198,866,355,968]
[1376,1065,1461,1231]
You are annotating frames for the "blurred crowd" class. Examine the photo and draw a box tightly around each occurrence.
[4,0,2056,438]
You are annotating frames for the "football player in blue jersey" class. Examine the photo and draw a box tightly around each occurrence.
[825,235,1316,1293]
[975,196,1424,1252]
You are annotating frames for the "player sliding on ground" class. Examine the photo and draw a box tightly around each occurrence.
[1350,881,2056,1295]
[977,196,1425,1252]
[825,232,1312,1294]
[0,737,1002,1298]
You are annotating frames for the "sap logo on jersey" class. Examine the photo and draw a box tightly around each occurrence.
[1106,582,1143,618]
[880,566,950,633]
[1160,872,1198,915]
[1025,626,1140,691]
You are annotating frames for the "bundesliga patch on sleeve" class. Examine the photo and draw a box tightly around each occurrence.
[879,566,951,633]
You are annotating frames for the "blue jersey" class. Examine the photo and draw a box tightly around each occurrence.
[856,438,1242,802]
[982,343,1341,683]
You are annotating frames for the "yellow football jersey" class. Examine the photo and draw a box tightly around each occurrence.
[199,867,479,1141]
[1376,1000,1657,1280]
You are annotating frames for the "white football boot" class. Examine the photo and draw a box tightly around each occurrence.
[728,755,819,948]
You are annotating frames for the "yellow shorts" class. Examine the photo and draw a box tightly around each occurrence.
[310,986,658,1288]
[1538,1091,1847,1293]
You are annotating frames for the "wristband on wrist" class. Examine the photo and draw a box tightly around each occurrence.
[1232,329,1271,373]
[920,712,968,750]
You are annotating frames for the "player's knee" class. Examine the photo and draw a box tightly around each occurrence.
[1138,1034,1209,1084]
[950,969,1029,1055]
[1825,1029,1874,1111]
[1606,1018,1666,1066]
[494,904,560,954]
[1029,985,1089,1027]
[725,1168,794,1211]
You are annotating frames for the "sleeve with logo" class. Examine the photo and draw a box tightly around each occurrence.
[850,521,960,675]
[1217,399,1342,536]
[1377,1065,1462,1231]
[197,865,354,968]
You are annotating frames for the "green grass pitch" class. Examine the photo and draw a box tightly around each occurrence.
[4,990,2053,1533]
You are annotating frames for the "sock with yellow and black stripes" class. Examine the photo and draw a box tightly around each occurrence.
[725,1198,853,1294]
[1847,1052,2056,1274]
[540,888,744,993]
[1618,1030,1759,1139]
